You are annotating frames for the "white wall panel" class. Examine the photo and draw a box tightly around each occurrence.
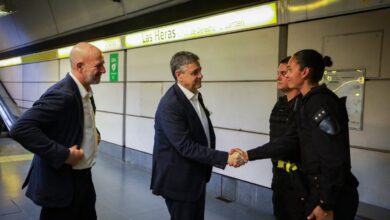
[0,65,22,82]
[288,8,390,78]
[213,129,272,187]
[38,83,55,98]
[23,60,59,82]
[162,82,175,94]
[185,28,279,81]
[59,59,71,80]
[95,112,123,146]
[323,31,382,77]
[202,82,276,133]
[126,82,162,117]
[22,83,38,102]
[21,101,33,109]
[127,44,181,82]
[351,148,390,209]
[22,64,39,82]
[3,83,22,100]
[0,66,23,113]
[92,83,124,114]
[350,80,390,150]
[39,61,60,81]
[125,116,154,153]
[127,28,280,81]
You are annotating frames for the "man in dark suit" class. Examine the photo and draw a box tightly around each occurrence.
[150,51,244,220]
[10,42,105,220]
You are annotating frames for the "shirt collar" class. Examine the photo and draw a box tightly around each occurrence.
[177,83,198,101]
[69,72,93,99]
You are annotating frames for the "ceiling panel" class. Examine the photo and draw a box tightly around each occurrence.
[50,0,125,33]
[0,15,22,52]
[123,0,170,13]
[122,0,189,17]
[11,0,58,45]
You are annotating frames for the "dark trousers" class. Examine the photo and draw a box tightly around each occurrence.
[272,170,305,220]
[165,189,206,220]
[40,168,96,220]
[333,185,359,220]
[305,184,359,220]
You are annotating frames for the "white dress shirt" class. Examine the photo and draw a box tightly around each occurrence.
[69,72,99,169]
[177,83,211,148]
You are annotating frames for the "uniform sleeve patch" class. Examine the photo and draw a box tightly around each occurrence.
[312,108,341,135]
[312,108,328,124]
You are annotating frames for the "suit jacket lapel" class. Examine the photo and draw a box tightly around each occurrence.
[173,84,201,124]
[173,84,214,147]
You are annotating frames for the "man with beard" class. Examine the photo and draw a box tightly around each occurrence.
[10,42,105,220]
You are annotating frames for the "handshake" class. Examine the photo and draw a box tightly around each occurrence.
[227,148,248,167]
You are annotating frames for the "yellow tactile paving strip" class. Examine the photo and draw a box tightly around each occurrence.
[0,154,33,163]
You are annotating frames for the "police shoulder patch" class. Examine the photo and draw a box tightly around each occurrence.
[312,108,340,135]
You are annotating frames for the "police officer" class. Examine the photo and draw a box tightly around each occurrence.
[268,56,303,220]
[237,49,359,220]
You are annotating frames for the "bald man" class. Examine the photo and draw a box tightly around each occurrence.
[10,42,105,220]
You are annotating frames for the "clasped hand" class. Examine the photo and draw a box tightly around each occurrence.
[227,148,248,167]
[65,145,84,166]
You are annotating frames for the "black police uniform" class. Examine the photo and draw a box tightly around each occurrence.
[248,84,359,220]
[269,95,304,220]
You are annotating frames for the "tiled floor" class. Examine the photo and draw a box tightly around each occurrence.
[0,138,273,220]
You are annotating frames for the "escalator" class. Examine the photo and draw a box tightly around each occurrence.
[0,81,21,131]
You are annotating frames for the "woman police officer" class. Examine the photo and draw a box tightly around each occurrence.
[236,49,359,220]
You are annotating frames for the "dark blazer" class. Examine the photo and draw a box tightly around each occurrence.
[150,84,228,202]
[10,74,84,208]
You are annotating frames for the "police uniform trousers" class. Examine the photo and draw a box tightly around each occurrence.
[164,188,206,220]
[272,168,305,220]
[40,168,97,220]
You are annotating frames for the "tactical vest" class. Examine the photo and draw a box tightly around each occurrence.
[269,95,300,164]
[269,95,297,142]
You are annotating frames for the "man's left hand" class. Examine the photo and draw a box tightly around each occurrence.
[307,205,333,220]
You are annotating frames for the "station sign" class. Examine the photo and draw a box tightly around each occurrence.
[125,2,277,48]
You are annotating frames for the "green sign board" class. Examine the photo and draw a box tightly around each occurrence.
[109,53,119,81]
